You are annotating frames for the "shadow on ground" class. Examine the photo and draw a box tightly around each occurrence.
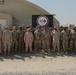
[0,51,76,61]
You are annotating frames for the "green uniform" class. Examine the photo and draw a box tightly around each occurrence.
[69,29,75,52]
[11,30,18,52]
[34,29,42,52]
[42,29,51,52]
[60,30,68,52]
[18,30,25,52]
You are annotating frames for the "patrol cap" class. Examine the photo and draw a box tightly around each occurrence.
[45,25,49,27]
[26,25,30,28]
[26,28,30,31]
[54,26,57,28]
[36,25,41,28]
[5,26,9,29]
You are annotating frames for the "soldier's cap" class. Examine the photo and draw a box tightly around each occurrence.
[26,25,30,28]
[45,25,49,28]
[5,26,9,29]
[36,25,41,28]
[19,26,22,28]
[27,28,30,31]
[54,26,57,28]
[29,24,32,26]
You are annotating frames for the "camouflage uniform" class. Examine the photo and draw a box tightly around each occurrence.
[3,29,12,55]
[75,31,76,53]
[18,27,25,52]
[42,27,51,52]
[34,26,42,52]
[60,29,68,52]
[69,29,75,52]
[51,29,60,51]
[11,29,18,52]
[24,28,33,52]
[0,31,2,53]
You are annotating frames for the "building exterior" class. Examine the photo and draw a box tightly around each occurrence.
[0,0,60,30]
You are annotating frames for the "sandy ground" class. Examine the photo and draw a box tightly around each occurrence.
[0,52,76,75]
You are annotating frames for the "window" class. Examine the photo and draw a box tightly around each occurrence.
[0,0,4,4]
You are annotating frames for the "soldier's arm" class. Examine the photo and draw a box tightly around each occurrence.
[24,33,26,42]
[17,31,19,40]
[31,33,34,43]
[51,31,53,37]
[2,31,5,43]
[10,32,12,43]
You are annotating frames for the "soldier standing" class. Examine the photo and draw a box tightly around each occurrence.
[60,27,68,53]
[69,28,75,52]
[34,25,42,53]
[24,28,33,52]
[42,25,51,53]
[51,26,60,52]
[18,26,25,52]
[11,26,18,53]
[3,26,12,55]
[0,27,2,54]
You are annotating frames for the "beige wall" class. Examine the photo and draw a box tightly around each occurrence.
[0,13,13,30]
[0,0,60,28]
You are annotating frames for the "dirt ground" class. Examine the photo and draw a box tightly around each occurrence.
[0,52,76,75]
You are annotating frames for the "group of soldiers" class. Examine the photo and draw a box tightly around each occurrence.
[0,24,76,55]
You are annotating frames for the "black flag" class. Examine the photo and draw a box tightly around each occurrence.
[32,15,53,27]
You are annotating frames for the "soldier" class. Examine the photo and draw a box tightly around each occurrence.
[3,26,12,55]
[42,25,51,53]
[0,27,2,54]
[69,28,76,52]
[34,25,42,53]
[51,26,60,52]
[60,27,68,53]
[11,26,18,53]
[18,26,25,52]
[24,28,33,52]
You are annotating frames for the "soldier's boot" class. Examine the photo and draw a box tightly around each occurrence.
[29,47,33,52]
[48,49,50,53]
[4,52,6,56]
[4,50,7,55]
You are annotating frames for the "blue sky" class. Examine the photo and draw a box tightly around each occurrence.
[27,0,76,26]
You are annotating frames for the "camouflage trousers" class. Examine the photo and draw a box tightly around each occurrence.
[34,40,41,52]
[42,39,50,52]
[12,39,18,52]
[0,40,2,53]
[69,40,75,52]
[62,40,68,52]
[18,39,24,52]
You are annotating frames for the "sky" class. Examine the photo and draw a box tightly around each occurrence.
[27,0,76,26]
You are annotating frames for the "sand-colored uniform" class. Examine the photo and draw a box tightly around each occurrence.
[24,31,33,52]
[51,29,60,51]
[3,30,12,55]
